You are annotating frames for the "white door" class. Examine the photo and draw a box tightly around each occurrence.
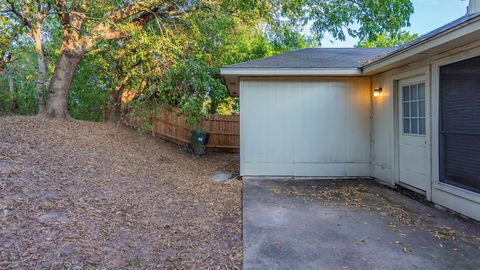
[398,79,429,191]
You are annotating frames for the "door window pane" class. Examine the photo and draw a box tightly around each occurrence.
[404,119,410,133]
[403,102,410,117]
[419,118,426,134]
[402,82,426,135]
[410,85,418,100]
[403,86,410,101]
[418,83,425,99]
[411,118,418,133]
[411,101,418,117]
[418,101,425,117]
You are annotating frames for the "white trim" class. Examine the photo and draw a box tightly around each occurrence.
[364,16,480,74]
[389,67,432,200]
[430,48,480,219]
[397,182,427,196]
[242,176,373,181]
[468,0,480,15]
[398,76,431,194]
[222,16,480,82]
[220,68,362,76]
[239,79,245,176]
[432,46,480,68]
[433,182,480,204]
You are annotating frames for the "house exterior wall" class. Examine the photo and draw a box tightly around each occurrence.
[236,40,480,220]
[371,73,396,186]
[240,77,371,177]
[372,42,480,220]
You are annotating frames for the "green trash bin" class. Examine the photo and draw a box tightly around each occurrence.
[191,129,210,155]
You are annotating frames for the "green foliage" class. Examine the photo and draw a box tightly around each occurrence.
[357,31,419,48]
[131,7,272,126]
[0,89,37,115]
[216,97,239,116]
[266,0,414,42]
[0,0,415,122]
[155,58,223,126]
[67,53,112,121]
[0,14,16,72]
[0,45,38,115]
[116,7,264,125]
[127,0,412,125]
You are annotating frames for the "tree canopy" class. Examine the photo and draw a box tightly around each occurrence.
[0,14,16,73]
[0,0,415,122]
[357,31,419,48]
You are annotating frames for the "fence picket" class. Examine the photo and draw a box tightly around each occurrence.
[124,108,239,151]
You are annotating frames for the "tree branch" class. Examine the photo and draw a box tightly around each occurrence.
[73,1,200,54]
[5,0,33,29]
[56,0,70,25]
[79,5,174,52]
[108,2,158,23]
[0,50,16,74]
[347,0,376,24]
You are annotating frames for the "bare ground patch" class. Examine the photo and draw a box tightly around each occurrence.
[0,116,242,269]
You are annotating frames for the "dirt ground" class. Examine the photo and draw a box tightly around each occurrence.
[0,116,242,269]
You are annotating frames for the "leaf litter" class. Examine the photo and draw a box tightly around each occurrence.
[270,180,480,251]
[0,116,242,269]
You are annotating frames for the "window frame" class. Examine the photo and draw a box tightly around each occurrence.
[401,82,427,136]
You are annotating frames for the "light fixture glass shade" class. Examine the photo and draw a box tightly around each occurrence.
[374,88,383,97]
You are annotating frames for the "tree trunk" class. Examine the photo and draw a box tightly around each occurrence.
[106,74,131,123]
[32,27,47,113]
[8,73,16,111]
[8,73,14,95]
[106,90,122,123]
[42,51,82,119]
[40,2,161,120]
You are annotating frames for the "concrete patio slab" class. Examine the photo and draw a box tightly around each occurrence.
[243,179,480,270]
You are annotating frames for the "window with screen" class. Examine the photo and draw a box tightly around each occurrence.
[402,83,426,135]
[440,55,480,193]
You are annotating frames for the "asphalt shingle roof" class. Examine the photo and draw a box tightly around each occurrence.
[224,48,395,69]
[224,13,480,70]
[364,13,480,66]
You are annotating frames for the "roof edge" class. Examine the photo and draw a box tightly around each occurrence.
[363,13,480,72]
[220,67,362,76]
[223,47,394,69]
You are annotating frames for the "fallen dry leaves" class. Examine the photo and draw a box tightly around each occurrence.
[0,116,242,269]
[270,180,480,252]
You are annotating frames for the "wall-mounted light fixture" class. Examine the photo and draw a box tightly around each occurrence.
[373,87,383,97]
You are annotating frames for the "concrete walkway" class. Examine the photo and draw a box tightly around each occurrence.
[243,179,480,270]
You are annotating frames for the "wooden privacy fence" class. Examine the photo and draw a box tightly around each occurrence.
[124,108,239,151]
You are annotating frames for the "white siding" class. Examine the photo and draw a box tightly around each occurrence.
[371,44,480,221]
[240,77,371,177]
[371,74,396,185]
[237,41,480,220]
[240,80,295,176]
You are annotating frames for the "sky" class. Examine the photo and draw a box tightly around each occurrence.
[321,0,470,47]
